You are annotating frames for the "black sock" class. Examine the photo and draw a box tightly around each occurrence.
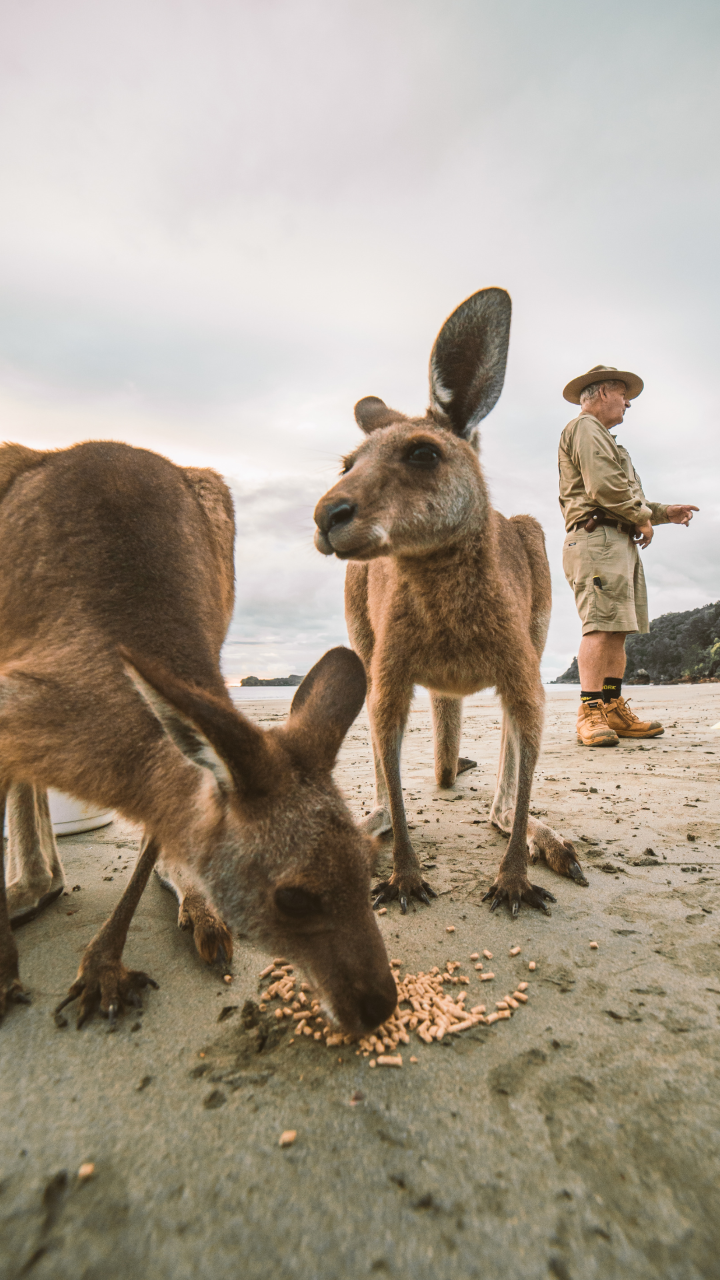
[580,690,603,703]
[602,677,622,703]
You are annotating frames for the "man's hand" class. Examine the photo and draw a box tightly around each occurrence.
[634,520,654,548]
[666,504,699,526]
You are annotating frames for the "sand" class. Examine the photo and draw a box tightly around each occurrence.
[1,684,719,1280]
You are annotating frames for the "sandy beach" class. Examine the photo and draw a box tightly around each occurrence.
[1,683,719,1280]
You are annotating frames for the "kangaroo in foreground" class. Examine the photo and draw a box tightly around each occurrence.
[0,441,396,1032]
[314,287,586,916]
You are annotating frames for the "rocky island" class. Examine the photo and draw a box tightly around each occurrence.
[552,599,720,684]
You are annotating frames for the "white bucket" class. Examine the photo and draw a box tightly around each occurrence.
[3,791,115,838]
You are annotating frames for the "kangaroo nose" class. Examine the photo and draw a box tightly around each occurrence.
[323,500,357,532]
[357,986,397,1032]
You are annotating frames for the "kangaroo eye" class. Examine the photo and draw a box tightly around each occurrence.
[275,886,322,917]
[406,444,440,466]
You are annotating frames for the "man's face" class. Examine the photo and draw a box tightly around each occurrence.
[601,382,630,426]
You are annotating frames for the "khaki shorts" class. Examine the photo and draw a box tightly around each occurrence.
[563,524,649,635]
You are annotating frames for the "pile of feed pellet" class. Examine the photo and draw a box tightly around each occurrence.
[255,947,536,1064]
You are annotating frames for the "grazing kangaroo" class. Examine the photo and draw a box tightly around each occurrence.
[0,441,396,1033]
[314,287,586,916]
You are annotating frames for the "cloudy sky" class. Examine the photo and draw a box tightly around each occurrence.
[1,0,718,679]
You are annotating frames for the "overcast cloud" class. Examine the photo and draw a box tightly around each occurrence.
[1,0,718,678]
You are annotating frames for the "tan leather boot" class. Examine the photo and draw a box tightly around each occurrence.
[576,700,619,747]
[604,696,664,738]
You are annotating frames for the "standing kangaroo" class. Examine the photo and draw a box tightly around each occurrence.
[0,441,396,1033]
[314,288,586,916]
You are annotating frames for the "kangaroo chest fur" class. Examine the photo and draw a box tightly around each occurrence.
[365,517,533,697]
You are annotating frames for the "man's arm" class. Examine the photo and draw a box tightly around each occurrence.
[567,417,652,526]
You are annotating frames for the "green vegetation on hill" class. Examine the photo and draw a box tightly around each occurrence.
[552,600,720,684]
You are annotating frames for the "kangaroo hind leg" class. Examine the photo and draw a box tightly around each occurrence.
[6,784,66,925]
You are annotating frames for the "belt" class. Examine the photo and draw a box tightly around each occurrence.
[571,512,636,537]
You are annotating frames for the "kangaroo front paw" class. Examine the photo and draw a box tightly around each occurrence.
[529,824,588,886]
[372,870,437,916]
[55,950,158,1030]
[178,891,234,967]
[482,874,556,918]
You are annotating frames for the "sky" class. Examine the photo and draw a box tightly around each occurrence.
[1,0,718,680]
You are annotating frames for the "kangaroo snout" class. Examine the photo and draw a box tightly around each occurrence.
[314,495,358,556]
[357,982,397,1032]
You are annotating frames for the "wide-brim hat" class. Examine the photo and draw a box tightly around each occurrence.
[563,364,644,404]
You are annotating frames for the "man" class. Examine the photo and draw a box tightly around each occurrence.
[559,364,698,747]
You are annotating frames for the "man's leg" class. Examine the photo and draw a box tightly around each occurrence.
[578,630,627,694]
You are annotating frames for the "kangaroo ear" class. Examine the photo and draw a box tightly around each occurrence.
[284,646,366,772]
[354,397,406,434]
[428,287,511,438]
[120,647,273,800]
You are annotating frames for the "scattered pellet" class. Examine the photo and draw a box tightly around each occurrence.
[223,975,233,984]
[485,1012,500,1025]
[279,1130,297,1148]
[496,1001,509,1010]
[78,1163,95,1180]
[469,952,480,960]
[409,1055,418,1063]
[513,992,528,1003]
[475,963,484,971]
[377,908,387,916]
[506,997,520,1010]
[446,926,455,933]
[509,946,521,956]
[589,941,599,949]
[483,950,493,960]
[497,1010,511,1020]
[259,964,274,979]
[528,961,536,971]
[480,972,495,982]
[274,1009,283,1020]
[377,1054,403,1067]
[369,1060,377,1068]
[274,957,288,965]
[517,982,529,992]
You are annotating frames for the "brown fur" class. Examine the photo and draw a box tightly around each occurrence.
[0,441,395,1032]
[314,288,585,916]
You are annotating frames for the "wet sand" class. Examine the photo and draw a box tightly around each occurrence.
[1,685,719,1280]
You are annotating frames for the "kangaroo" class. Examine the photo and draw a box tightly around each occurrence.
[0,440,396,1033]
[314,287,586,917]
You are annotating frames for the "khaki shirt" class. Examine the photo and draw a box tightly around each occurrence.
[558,413,669,533]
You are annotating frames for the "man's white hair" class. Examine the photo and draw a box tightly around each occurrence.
[579,378,626,405]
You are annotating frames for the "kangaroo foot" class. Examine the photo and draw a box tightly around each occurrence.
[482,873,556,917]
[457,757,477,774]
[9,882,65,928]
[362,806,393,837]
[372,869,437,915]
[55,949,158,1030]
[529,823,587,885]
[178,890,234,967]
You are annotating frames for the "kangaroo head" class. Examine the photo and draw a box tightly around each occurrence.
[122,645,397,1036]
[314,287,511,560]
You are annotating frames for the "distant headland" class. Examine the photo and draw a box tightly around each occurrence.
[238,674,304,687]
[551,600,720,685]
